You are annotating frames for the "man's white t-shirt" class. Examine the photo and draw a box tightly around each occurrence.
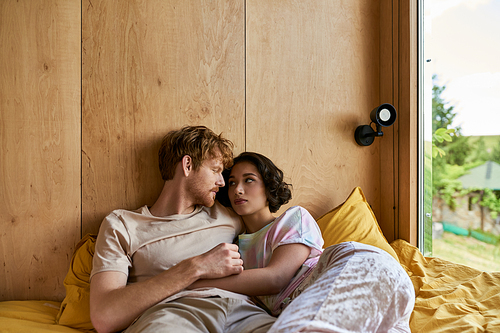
[91,201,247,302]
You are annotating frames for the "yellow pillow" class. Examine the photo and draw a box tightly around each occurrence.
[316,187,399,262]
[56,233,96,331]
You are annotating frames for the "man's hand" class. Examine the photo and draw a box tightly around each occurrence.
[90,243,243,333]
[192,243,243,279]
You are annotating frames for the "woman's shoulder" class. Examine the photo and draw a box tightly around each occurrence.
[280,205,314,218]
[270,206,324,248]
[276,206,315,225]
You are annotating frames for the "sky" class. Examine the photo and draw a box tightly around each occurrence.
[426,0,500,136]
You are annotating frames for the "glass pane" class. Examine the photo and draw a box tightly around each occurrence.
[420,0,433,256]
[422,0,500,271]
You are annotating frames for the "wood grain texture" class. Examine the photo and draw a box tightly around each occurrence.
[0,0,81,301]
[396,0,418,245]
[82,0,245,235]
[0,0,418,302]
[246,0,383,221]
[379,0,397,242]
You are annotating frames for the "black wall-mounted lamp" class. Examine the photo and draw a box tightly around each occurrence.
[354,103,397,146]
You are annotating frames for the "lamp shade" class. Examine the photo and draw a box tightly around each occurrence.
[370,103,397,127]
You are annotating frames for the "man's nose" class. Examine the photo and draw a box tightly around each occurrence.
[216,173,225,187]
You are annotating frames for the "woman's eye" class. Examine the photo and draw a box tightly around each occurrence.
[245,178,254,183]
[228,181,235,186]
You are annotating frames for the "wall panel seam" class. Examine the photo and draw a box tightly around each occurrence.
[244,0,247,152]
[80,0,83,240]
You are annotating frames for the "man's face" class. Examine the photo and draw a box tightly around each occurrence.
[186,150,225,208]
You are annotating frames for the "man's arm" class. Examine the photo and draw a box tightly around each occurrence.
[188,243,310,296]
[90,243,243,333]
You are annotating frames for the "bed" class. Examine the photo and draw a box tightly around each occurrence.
[1,187,499,332]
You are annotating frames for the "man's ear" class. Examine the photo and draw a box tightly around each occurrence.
[181,155,192,177]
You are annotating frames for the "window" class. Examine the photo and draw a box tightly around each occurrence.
[421,0,500,271]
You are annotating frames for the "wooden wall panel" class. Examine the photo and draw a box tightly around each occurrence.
[246,1,385,225]
[396,0,419,245]
[0,0,413,302]
[379,0,397,242]
[82,0,245,235]
[0,0,81,301]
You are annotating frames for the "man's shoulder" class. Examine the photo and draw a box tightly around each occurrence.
[99,206,149,231]
[107,205,148,217]
[204,201,237,217]
[202,202,242,227]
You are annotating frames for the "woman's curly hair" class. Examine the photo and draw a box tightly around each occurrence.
[217,152,292,213]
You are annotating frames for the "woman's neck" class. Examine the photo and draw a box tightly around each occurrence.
[242,209,276,234]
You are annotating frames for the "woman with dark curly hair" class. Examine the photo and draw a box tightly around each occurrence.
[189,152,414,333]
[189,152,324,316]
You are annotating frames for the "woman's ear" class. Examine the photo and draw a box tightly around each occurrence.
[181,155,192,177]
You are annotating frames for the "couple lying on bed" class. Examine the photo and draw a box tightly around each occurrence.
[89,126,415,333]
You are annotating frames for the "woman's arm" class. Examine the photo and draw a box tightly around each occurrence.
[188,243,310,296]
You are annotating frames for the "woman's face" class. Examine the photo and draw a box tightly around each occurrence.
[227,161,269,218]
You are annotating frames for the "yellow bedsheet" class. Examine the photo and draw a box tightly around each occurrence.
[2,239,500,332]
[391,239,500,333]
[0,300,89,333]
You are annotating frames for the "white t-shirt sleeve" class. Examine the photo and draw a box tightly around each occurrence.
[270,206,324,256]
[90,211,132,280]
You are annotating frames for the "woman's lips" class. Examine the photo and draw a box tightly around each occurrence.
[233,198,247,205]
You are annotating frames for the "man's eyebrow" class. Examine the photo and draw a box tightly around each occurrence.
[209,161,223,170]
